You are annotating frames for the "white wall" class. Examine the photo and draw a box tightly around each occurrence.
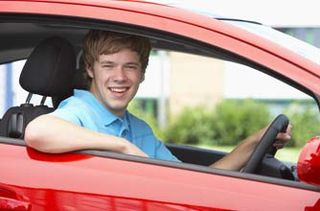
[136,52,170,98]
[224,62,310,99]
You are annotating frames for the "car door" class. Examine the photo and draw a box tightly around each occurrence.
[1,139,319,210]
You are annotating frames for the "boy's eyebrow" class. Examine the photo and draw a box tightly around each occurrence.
[100,60,141,66]
[100,60,114,64]
[125,62,140,66]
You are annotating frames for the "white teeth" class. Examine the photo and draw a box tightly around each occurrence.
[110,87,127,93]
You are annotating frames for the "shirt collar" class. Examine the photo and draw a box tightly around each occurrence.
[74,89,126,126]
[122,111,130,130]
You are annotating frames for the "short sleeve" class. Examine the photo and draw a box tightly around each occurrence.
[128,113,180,162]
[49,107,82,126]
[154,138,181,162]
[48,97,82,126]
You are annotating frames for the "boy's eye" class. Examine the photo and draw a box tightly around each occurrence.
[102,64,114,68]
[125,64,139,70]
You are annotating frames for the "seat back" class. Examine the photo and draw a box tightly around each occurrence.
[0,36,76,138]
[0,104,53,138]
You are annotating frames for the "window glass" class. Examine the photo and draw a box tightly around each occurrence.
[131,49,319,163]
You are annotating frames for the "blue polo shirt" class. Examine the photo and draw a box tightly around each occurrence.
[50,89,179,162]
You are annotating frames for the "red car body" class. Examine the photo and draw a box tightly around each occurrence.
[0,0,319,210]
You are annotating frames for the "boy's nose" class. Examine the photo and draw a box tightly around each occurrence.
[113,67,127,81]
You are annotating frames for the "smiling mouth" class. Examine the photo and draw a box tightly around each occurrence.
[109,87,129,94]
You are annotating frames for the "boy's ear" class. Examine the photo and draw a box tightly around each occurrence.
[86,66,94,78]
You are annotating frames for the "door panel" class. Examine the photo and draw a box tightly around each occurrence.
[0,142,319,210]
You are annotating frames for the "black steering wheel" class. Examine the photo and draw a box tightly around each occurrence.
[242,114,289,174]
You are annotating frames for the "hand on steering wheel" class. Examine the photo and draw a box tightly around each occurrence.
[242,114,290,173]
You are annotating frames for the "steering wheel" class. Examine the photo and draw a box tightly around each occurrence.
[242,114,289,174]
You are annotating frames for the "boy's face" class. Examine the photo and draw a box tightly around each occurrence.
[87,48,144,117]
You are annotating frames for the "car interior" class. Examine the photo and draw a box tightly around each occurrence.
[0,36,76,138]
[1,15,318,191]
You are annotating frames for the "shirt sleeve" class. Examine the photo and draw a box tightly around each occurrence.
[128,113,181,162]
[154,138,181,162]
[48,99,82,126]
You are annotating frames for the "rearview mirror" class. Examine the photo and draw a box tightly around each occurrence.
[297,136,320,186]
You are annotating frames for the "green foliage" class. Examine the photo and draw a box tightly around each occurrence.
[164,106,214,145]
[211,99,271,145]
[129,98,320,149]
[163,99,271,146]
[284,103,320,147]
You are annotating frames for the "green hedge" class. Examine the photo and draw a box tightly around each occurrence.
[164,106,215,145]
[284,103,320,147]
[130,99,320,148]
[211,100,271,145]
[164,99,271,146]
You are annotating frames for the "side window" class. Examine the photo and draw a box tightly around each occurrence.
[222,60,318,163]
[133,50,319,164]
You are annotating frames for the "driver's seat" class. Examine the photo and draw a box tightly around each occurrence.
[0,36,76,138]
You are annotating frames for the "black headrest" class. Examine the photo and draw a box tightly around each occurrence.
[73,69,89,90]
[19,36,76,97]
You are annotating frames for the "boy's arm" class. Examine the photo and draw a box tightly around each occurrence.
[25,114,148,157]
[210,125,291,171]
